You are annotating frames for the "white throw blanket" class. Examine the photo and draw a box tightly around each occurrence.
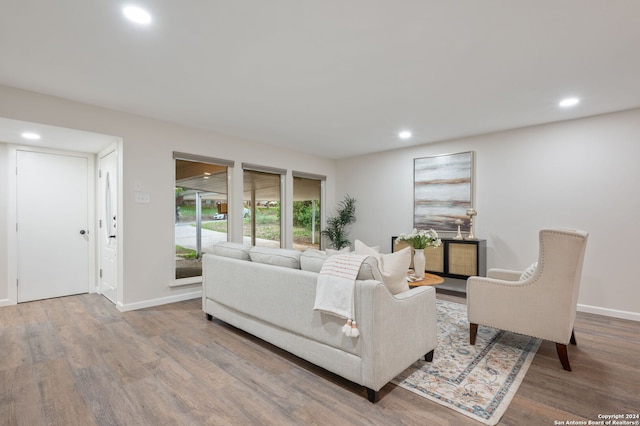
[313,253,368,337]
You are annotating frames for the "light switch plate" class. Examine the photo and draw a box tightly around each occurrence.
[135,193,150,204]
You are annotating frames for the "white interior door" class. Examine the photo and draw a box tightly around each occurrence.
[17,150,90,302]
[98,148,118,303]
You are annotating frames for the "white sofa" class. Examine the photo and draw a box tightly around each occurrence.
[202,242,438,402]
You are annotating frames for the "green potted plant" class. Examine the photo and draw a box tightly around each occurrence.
[321,195,356,250]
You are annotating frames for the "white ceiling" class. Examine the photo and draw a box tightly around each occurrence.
[0,117,118,153]
[1,1,639,159]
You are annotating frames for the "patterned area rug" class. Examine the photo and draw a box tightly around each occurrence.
[393,300,541,425]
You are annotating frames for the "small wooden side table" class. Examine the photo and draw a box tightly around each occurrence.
[408,273,445,287]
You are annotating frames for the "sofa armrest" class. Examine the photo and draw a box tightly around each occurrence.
[466,273,558,337]
[466,275,528,306]
[393,285,431,301]
[357,281,437,391]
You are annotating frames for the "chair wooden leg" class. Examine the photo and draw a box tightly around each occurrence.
[556,343,572,371]
[570,329,577,345]
[470,323,478,345]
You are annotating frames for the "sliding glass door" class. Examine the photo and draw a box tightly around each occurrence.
[243,168,282,247]
[293,173,323,250]
[175,156,230,279]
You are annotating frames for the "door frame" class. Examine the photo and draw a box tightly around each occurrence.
[7,144,96,304]
[97,143,123,306]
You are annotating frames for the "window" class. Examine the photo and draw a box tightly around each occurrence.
[174,152,233,279]
[243,164,285,247]
[292,172,324,250]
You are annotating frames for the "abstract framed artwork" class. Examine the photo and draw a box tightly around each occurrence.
[414,151,474,232]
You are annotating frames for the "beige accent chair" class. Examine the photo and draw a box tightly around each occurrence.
[467,228,589,371]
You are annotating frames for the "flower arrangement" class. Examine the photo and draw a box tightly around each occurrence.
[397,228,442,249]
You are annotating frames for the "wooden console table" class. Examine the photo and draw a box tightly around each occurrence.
[408,273,445,287]
[392,237,486,280]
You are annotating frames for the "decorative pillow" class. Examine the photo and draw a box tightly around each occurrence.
[249,246,302,269]
[300,249,328,273]
[354,239,382,260]
[380,247,411,294]
[353,243,379,253]
[211,241,251,261]
[519,262,538,281]
[355,239,410,295]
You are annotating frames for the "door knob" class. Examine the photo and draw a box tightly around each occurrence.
[80,230,86,235]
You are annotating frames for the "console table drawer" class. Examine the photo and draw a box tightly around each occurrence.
[448,242,478,276]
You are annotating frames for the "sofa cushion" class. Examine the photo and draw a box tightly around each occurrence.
[355,239,410,294]
[250,246,302,269]
[301,248,384,282]
[300,249,328,273]
[212,241,251,260]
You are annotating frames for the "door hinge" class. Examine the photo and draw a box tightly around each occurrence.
[99,169,102,178]
[16,278,19,287]
[99,219,102,228]
[99,269,103,278]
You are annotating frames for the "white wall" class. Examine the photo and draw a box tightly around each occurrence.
[0,85,336,310]
[337,108,640,321]
[3,83,637,320]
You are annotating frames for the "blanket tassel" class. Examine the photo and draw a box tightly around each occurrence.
[350,320,360,337]
[342,319,359,337]
[342,319,352,336]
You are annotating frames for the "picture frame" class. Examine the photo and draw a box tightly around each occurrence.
[414,151,474,232]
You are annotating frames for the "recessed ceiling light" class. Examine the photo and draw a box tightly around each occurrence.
[21,132,41,140]
[398,131,412,140]
[559,97,580,108]
[123,5,152,25]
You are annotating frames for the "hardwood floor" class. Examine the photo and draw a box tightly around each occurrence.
[1,291,638,425]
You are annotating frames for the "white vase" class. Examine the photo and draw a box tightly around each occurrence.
[413,249,426,278]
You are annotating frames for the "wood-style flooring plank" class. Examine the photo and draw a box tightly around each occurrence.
[72,364,130,426]
[149,333,237,390]
[0,326,30,372]
[0,305,23,329]
[0,363,47,426]
[0,292,638,426]
[15,300,49,328]
[25,321,65,364]
[35,358,98,426]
